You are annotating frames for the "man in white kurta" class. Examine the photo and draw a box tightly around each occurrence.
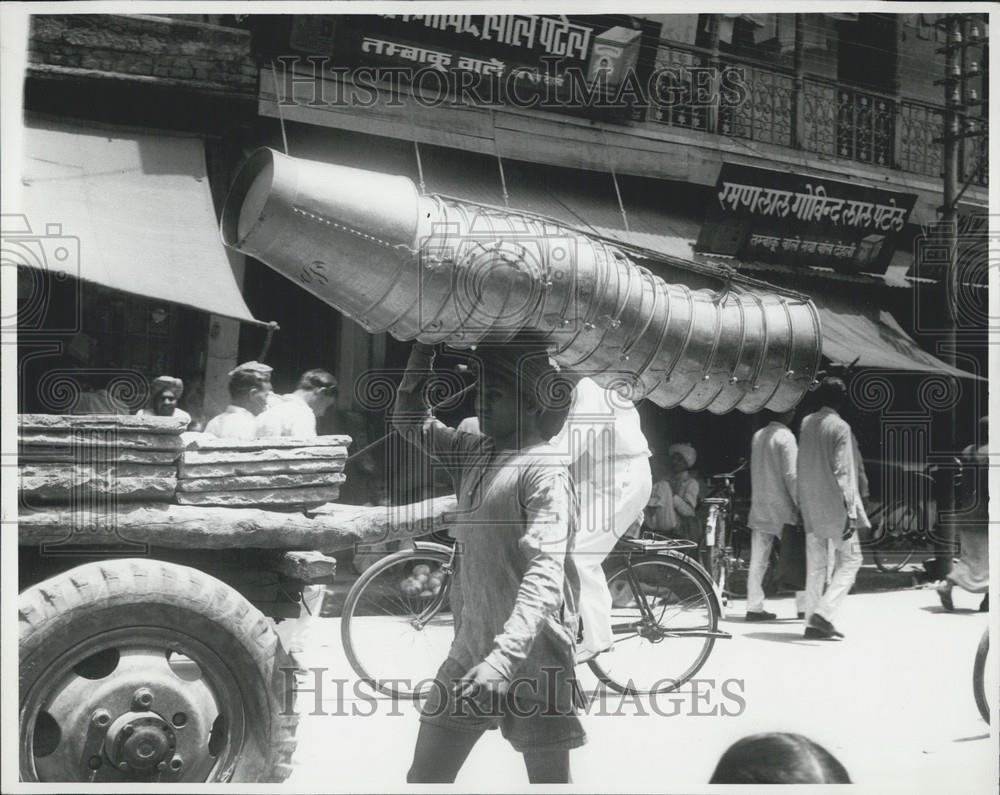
[747,410,802,620]
[256,368,338,438]
[797,378,869,640]
[548,376,652,660]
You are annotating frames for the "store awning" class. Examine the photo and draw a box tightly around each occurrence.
[18,117,264,325]
[811,294,981,379]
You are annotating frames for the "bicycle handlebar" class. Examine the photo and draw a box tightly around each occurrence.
[709,459,748,482]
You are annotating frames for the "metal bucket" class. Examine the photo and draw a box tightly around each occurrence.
[222,148,821,413]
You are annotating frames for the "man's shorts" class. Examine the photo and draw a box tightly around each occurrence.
[419,657,587,753]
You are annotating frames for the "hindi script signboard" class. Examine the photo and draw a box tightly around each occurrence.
[695,164,917,274]
[279,14,662,122]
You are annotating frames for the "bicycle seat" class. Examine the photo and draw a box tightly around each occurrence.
[619,536,698,552]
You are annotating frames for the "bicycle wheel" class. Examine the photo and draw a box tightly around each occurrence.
[341,544,455,699]
[973,628,991,724]
[588,554,720,695]
[871,501,919,573]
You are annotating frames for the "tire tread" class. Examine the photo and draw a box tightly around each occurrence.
[19,558,298,783]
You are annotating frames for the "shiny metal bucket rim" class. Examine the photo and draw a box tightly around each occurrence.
[221,147,280,250]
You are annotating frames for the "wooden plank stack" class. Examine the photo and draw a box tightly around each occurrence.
[176,435,350,508]
[18,414,186,503]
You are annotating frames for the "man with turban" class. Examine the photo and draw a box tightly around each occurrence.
[646,443,701,541]
[136,375,191,426]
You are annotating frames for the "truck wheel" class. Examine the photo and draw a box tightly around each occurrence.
[19,559,298,783]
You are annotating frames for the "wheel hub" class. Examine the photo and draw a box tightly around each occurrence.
[105,713,176,772]
[24,634,241,783]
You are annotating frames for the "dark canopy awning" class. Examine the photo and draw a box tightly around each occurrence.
[811,293,981,379]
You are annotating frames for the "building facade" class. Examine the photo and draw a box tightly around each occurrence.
[17,12,989,503]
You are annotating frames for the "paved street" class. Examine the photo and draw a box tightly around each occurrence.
[278,587,995,792]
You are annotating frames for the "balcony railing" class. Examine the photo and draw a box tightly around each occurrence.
[720,62,794,148]
[650,41,988,188]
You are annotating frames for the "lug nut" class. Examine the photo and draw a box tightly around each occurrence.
[133,688,154,708]
[92,709,111,727]
[170,756,183,771]
[118,762,128,771]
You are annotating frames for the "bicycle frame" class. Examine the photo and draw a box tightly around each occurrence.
[611,544,729,640]
[408,538,728,641]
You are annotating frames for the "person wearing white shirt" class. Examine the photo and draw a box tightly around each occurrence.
[256,369,338,438]
[456,415,481,435]
[204,362,273,439]
[797,378,869,640]
[547,375,652,661]
[747,409,801,621]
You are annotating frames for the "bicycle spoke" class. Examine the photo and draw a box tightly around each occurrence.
[343,549,456,699]
[591,556,718,695]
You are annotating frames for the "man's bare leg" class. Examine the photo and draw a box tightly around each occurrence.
[407,722,483,783]
[523,748,571,783]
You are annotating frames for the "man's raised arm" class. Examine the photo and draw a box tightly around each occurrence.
[392,342,466,463]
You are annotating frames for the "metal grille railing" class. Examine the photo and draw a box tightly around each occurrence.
[651,43,709,131]
[719,62,794,147]
[801,78,837,157]
[650,41,988,187]
[898,101,944,178]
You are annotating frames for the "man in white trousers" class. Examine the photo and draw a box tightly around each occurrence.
[747,408,804,621]
[548,376,652,661]
[797,377,869,640]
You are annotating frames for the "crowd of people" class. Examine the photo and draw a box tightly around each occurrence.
[385,338,987,783]
[129,345,983,784]
[138,361,339,440]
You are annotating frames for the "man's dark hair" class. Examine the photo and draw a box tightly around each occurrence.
[814,376,847,411]
[710,732,851,784]
[475,338,572,441]
[229,370,269,399]
[297,368,338,394]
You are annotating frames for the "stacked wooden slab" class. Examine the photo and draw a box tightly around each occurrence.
[176,435,349,508]
[18,414,185,503]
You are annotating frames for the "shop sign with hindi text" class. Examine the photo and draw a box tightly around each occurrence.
[695,164,917,274]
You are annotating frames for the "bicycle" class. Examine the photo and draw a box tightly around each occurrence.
[700,462,779,601]
[867,463,958,574]
[973,627,991,724]
[341,535,728,699]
